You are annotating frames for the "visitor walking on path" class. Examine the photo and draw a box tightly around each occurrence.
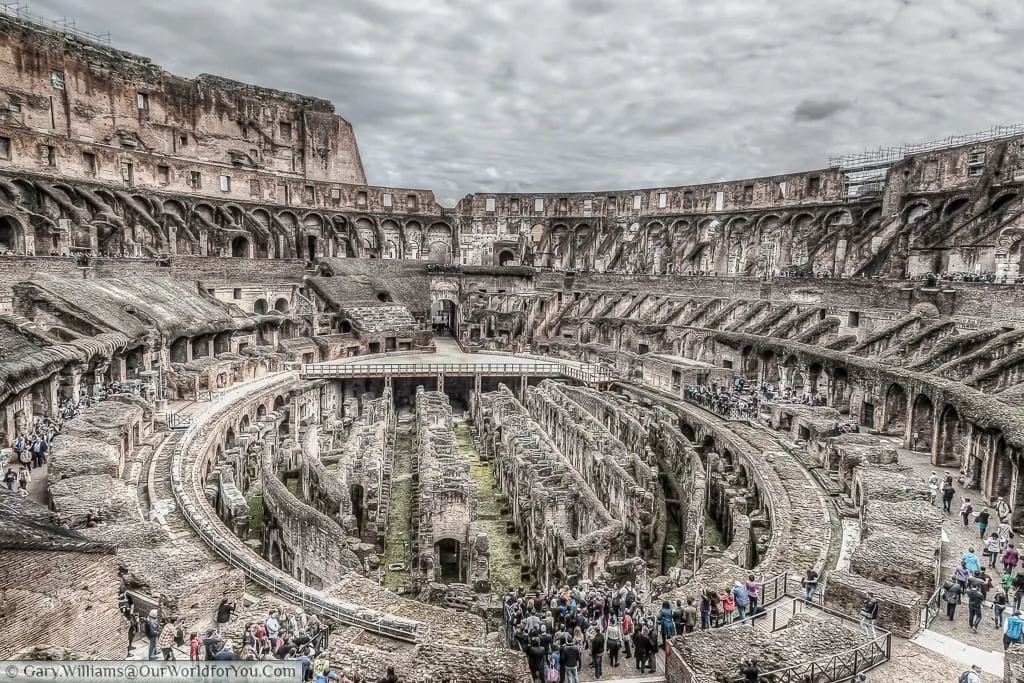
[801,568,819,604]
[942,476,956,512]
[944,577,963,620]
[959,664,982,683]
[967,585,985,633]
[976,508,991,539]
[961,497,974,527]
[993,591,1007,627]
[986,533,1002,568]
[1004,544,1020,573]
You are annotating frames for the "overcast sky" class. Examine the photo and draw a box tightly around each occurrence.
[25,0,1024,205]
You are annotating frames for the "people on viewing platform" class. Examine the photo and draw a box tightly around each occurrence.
[504,577,780,682]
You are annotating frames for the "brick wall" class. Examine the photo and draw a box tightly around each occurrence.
[823,569,922,638]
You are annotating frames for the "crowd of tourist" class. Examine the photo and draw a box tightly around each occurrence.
[685,383,760,420]
[122,595,399,682]
[504,577,769,682]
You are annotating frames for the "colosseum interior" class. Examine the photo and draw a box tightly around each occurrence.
[2,8,1024,683]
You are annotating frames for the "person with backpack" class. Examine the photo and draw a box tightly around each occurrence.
[144,609,161,661]
[944,578,963,620]
[959,664,982,683]
[1004,609,1024,651]
[976,508,991,539]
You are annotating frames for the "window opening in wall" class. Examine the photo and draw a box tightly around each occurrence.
[807,175,821,195]
[179,134,188,147]
[249,148,259,163]
[303,185,315,203]
[356,191,367,207]
[0,137,9,161]
[633,194,642,210]
[330,188,341,202]
[722,359,733,369]
[280,121,292,139]
[968,151,986,177]
[51,71,64,89]
[714,191,724,211]
[233,288,242,299]
[485,197,496,212]
[383,193,393,207]
[861,402,875,429]
[558,197,568,212]
[121,161,133,186]
[509,197,519,213]
[82,151,95,174]
[219,175,231,192]
[407,194,418,211]
[778,181,787,199]
[250,179,261,198]
[742,184,754,203]
[206,288,215,296]
[137,92,149,110]
[583,199,593,216]
[277,183,288,204]
[607,196,617,214]
[241,126,249,139]
[672,369,682,392]
[847,311,860,327]
[658,192,668,209]
[41,145,55,166]
[683,190,694,209]
[534,197,544,212]
[189,171,201,189]
[8,97,20,112]
[638,343,649,355]
[157,165,169,184]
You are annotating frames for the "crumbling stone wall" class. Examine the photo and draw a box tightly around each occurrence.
[475,385,629,588]
[413,388,487,590]
[823,569,923,638]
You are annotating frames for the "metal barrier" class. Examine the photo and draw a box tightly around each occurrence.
[168,372,426,643]
[301,361,614,384]
[165,412,191,430]
[923,584,943,630]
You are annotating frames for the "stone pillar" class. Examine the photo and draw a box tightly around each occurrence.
[437,373,445,394]
[518,375,528,402]
[199,229,209,256]
[89,225,99,254]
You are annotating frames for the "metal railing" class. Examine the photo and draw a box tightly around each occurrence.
[165,412,192,430]
[300,361,614,384]
[168,372,426,643]
[923,584,943,630]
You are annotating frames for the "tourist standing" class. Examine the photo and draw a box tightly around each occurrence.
[732,581,750,623]
[801,568,819,604]
[942,477,955,513]
[158,617,177,660]
[590,628,605,680]
[144,610,161,660]
[559,640,581,683]
[859,593,879,637]
[604,618,622,668]
[745,575,763,614]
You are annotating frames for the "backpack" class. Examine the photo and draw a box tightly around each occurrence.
[959,672,972,683]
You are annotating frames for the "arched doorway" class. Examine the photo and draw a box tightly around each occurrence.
[428,242,452,264]
[0,216,22,253]
[830,368,850,414]
[231,236,250,258]
[350,484,365,537]
[910,394,934,452]
[936,404,962,466]
[254,299,268,315]
[884,383,908,433]
[274,297,290,313]
[431,299,457,336]
[435,538,461,583]
[497,249,515,266]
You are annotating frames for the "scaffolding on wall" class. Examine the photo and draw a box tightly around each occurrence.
[0,1,111,46]
[829,124,1024,170]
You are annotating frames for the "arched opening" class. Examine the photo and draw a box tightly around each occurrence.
[497,249,515,266]
[214,331,232,355]
[431,299,458,336]
[274,297,290,313]
[225,427,236,449]
[807,362,823,396]
[350,484,365,537]
[884,383,908,433]
[991,193,1019,215]
[944,198,970,218]
[678,422,696,443]
[428,241,451,264]
[910,394,934,452]
[376,291,393,303]
[340,320,352,334]
[0,216,21,254]
[435,538,461,583]
[231,236,250,258]
[254,298,268,315]
[936,404,962,466]
[306,235,317,261]
[274,395,286,412]
[256,404,267,419]
[169,337,189,364]
[830,367,850,414]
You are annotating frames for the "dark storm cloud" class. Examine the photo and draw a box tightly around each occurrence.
[26,0,1024,205]
[793,99,851,123]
